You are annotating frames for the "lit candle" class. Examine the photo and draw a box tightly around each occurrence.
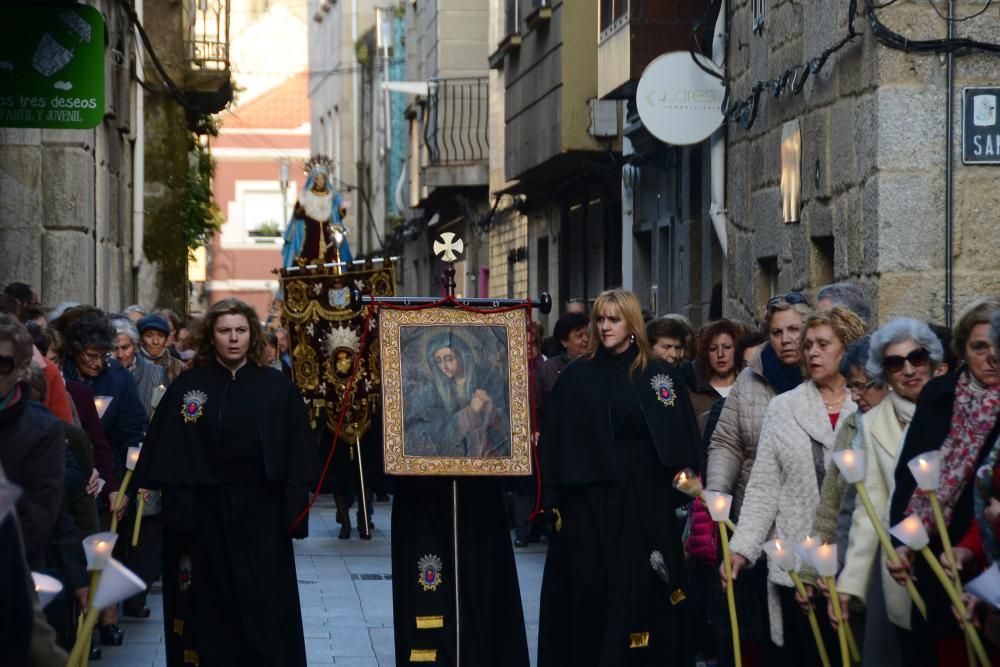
[672,468,703,498]
[93,396,113,418]
[126,446,141,471]
[890,515,931,551]
[704,491,733,523]
[812,542,839,577]
[832,449,866,484]
[795,534,820,567]
[907,451,941,491]
[82,532,118,571]
[763,538,798,572]
[67,558,148,667]
[151,384,166,410]
[31,572,63,608]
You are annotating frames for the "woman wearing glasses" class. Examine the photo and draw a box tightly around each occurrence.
[832,320,942,666]
[723,306,866,662]
[888,298,1000,665]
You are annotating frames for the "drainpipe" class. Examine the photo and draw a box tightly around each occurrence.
[131,0,146,307]
[708,0,728,259]
[944,0,955,327]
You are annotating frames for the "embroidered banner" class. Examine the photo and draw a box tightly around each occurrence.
[278,262,395,441]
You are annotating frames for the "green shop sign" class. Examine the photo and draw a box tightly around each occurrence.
[0,3,105,130]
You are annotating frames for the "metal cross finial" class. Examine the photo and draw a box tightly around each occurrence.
[433,232,464,263]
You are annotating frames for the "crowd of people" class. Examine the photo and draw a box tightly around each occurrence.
[0,282,307,666]
[534,284,1000,666]
[7,274,1000,667]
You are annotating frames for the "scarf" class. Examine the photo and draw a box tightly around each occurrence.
[974,435,1000,563]
[890,390,917,429]
[907,372,1000,530]
[760,342,804,395]
[0,385,21,411]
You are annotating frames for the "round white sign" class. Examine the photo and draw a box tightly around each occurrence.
[636,51,725,146]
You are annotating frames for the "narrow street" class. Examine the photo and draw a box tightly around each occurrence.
[101,496,546,666]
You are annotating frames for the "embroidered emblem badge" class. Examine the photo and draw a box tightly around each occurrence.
[650,374,676,407]
[180,390,208,423]
[178,554,193,592]
[417,554,443,592]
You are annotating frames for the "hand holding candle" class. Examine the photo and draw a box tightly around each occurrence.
[67,558,147,667]
[830,449,927,619]
[673,468,736,531]
[891,516,991,667]
[110,446,141,534]
[812,543,859,665]
[705,491,742,667]
[764,539,831,667]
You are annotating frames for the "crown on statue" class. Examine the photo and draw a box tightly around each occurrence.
[304,154,335,176]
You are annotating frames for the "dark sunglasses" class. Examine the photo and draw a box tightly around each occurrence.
[767,292,809,308]
[884,348,931,374]
[0,354,15,375]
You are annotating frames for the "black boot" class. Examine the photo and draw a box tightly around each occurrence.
[335,494,351,539]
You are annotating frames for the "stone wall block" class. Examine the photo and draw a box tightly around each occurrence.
[873,172,945,273]
[42,146,95,232]
[804,199,833,239]
[727,142,750,230]
[0,146,43,218]
[829,97,857,194]
[0,129,41,146]
[785,224,811,288]
[800,108,830,201]
[833,188,862,276]
[877,271,945,325]
[769,1,803,50]
[750,187,786,259]
[855,93,878,180]
[0,227,42,290]
[876,86,943,172]
[41,128,93,149]
[953,169,1000,273]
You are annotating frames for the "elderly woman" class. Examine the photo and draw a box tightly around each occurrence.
[826,320,941,666]
[724,306,866,662]
[111,318,167,417]
[889,298,1000,665]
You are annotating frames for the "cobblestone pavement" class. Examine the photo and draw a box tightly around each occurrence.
[101,495,546,666]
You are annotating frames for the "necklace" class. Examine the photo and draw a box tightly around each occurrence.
[822,387,847,410]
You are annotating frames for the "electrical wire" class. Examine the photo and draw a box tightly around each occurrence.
[866,0,1000,54]
[689,0,725,81]
[924,0,993,22]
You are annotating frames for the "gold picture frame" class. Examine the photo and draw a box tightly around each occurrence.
[380,306,532,476]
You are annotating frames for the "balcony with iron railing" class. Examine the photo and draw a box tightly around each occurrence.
[422,77,489,190]
[181,0,232,117]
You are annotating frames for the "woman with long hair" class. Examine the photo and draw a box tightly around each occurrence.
[538,289,701,666]
[723,306,866,663]
[134,298,317,666]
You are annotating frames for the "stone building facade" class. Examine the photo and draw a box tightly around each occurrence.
[724,0,1000,325]
[0,0,140,311]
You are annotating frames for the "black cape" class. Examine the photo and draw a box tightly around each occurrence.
[391,477,530,667]
[135,361,318,667]
[537,345,700,666]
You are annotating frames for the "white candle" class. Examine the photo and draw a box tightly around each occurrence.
[907,451,941,491]
[93,396,113,418]
[151,384,166,409]
[794,534,820,568]
[832,449,866,484]
[31,572,63,608]
[812,543,839,577]
[125,446,141,471]
[890,515,931,551]
[92,558,147,610]
[763,538,797,571]
[82,532,118,571]
[704,490,733,523]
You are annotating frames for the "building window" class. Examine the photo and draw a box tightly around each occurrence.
[506,0,519,35]
[222,180,295,247]
[600,0,628,34]
[752,0,765,34]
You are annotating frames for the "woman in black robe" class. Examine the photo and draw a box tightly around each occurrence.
[538,288,701,666]
[134,299,317,667]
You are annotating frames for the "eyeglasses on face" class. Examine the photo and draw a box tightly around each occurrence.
[767,292,809,308]
[80,350,108,365]
[883,347,931,374]
[847,379,878,393]
[0,354,15,375]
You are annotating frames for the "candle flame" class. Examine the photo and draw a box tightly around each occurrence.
[775,540,784,552]
[919,458,928,470]
[843,451,854,465]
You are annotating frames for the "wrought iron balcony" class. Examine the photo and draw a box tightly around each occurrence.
[184,0,230,71]
[424,77,488,167]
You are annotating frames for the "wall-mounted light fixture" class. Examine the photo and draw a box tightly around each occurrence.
[780,119,801,224]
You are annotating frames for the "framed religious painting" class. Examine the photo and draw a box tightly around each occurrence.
[379,306,532,476]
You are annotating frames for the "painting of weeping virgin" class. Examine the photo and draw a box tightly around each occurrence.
[379,307,533,476]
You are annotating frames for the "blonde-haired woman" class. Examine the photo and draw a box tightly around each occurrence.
[538,289,702,666]
[723,306,866,662]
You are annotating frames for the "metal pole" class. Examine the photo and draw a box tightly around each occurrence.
[945,0,955,328]
[452,479,460,667]
[355,435,370,537]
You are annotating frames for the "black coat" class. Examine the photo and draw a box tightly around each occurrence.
[135,360,318,537]
[540,346,701,505]
[0,387,65,568]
